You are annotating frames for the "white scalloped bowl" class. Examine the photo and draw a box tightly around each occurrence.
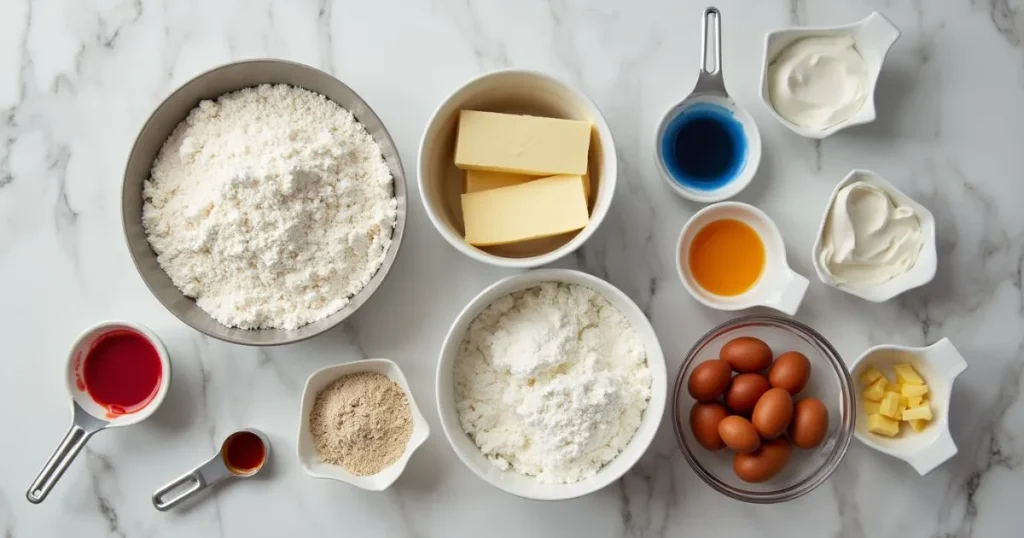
[850,339,967,475]
[812,169,937,302]
[296,359,430,491]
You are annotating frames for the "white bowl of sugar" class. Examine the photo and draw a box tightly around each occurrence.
[435,269,667,500]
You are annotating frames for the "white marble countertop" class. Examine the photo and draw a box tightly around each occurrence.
[2,0,1022,536]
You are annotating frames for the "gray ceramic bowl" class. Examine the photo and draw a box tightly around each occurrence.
[122,59,407,346]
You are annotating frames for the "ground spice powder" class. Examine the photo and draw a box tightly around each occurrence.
[309,371,413,476]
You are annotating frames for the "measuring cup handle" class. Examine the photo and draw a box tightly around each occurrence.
[152,456,232,511]
[26,424,96,504]
[694,6,726,94]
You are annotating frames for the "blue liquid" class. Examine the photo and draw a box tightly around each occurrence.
[661,104,747,191]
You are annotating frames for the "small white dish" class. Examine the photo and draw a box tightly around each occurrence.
[812,169,937,302]
[418,69,616,268]
[435,269,667,500]
[850,338,967,475]
[655,7,762,203]
[296,359,430,491]
[676,202,808,315]
[759,12,900,139]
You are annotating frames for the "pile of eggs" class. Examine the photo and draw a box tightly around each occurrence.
[687,336,829,483]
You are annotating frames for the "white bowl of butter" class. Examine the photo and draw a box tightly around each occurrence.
[418,69,616,268]
[812,169,937,302]
[759,12,900,139]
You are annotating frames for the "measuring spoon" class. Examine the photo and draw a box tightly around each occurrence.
[654,6,762,203]
[152,429,270,511]
[27,321,172,504]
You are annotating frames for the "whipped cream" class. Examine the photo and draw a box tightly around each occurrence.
[768,36,869,130]
[819,181,924,285]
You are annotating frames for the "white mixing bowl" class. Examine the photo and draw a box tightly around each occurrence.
[435,269,666,500]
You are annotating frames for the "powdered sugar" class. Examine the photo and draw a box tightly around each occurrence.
[142,84,397,330]
[454,283,651,484]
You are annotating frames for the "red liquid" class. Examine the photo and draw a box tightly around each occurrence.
[82,330,162,417]
[224,431,266,474]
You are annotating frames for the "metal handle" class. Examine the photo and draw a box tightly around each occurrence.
[26,424,96,503]
[152,455,232,511]
[694,7,727,94]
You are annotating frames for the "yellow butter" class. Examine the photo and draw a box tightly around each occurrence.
[902,403,933,421]
[879,392,902,419]
[901,384,929,398]
[860,367,886,386]
[863,400,881,416]
[862,377,887,402]
[461,175,589,246]
[909,419,929,432]
[893,363,925,385]
[455,110,591,176]
[466,170,591,200]
[907,395,923,408]
[867,413,900,437]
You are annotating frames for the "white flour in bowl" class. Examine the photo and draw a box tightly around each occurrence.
[454,283,652,484]
[142,84,397,330]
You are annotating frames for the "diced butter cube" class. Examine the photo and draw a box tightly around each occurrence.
[907,395,923,408]
[461,175,589,246]
[867,413,901,437]
[465,170,591,200]
[902,384,929,398]
[886,381,902,393]
[860,367,886,386]
[879,392,902,419]
[909,419,930,432]
[862,377,888,401]
[455,110,591,176]
[902,403,933,421]
[893,363,925,385]
[863,400,881,415]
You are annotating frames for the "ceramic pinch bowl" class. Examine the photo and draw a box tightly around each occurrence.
[296,359,429,491]
[655,7,762,203]
[812,169,937,302]
[677,202,808,315]
[850,339,967,475]
[759,12,900,138]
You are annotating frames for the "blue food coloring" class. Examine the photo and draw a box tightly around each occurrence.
[660,103,747,191]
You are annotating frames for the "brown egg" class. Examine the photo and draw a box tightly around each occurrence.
[725,373,771,414]
[752,388,794,439]
[769,351,811,394]
[720,336,773,373]
[790,397,829,449]
[689,402,730,451]
[733,439,792,483]
[687,359,732,402]
[717,415,761,453]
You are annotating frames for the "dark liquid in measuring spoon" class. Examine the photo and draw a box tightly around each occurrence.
[81,330,162,417]
[224,431,266,474]
[661,104,747,191]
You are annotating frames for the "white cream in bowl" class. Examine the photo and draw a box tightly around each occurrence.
[767,36,869,131]
[818,180,924,285]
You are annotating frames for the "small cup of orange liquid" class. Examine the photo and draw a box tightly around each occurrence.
[676,202,808,315]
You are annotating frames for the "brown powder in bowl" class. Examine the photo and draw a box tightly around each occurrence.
[309,371,413,476]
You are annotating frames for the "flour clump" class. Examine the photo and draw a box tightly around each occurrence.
[142,84,397,329]
[454,283,652,484]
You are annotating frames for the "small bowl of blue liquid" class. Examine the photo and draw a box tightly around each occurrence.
[655,7,761,203]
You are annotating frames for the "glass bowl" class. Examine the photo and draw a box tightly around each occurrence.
[672,315,855,503]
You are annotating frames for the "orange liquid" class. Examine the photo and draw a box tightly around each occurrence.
[687,219,765,296]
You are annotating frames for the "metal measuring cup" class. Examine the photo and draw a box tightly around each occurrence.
[152,429,270,511]
[653,6,763,203]
[26,321,172,504]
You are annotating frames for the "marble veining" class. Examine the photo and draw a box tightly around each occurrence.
[2,0,1024,537]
